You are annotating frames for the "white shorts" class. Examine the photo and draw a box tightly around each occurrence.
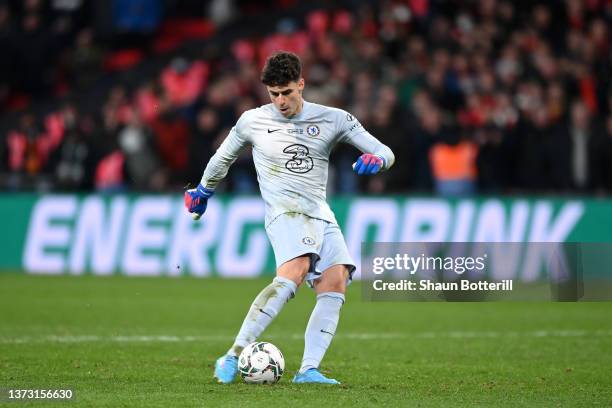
[265,213,356,288]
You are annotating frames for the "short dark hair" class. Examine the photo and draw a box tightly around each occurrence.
[261,51,302,86]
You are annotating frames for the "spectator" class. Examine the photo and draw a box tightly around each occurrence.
[517,105,570,191]
[118,111,164,191]
[65,28,104,92]
[51,106,93,190]
[150,96,191,185]
[188,106,219,182]
[430,133,478,197]
[161,58,209,108]
[565,100,604,192]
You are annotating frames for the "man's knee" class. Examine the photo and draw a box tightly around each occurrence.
[276,255,311,286]
[314,265,349,294]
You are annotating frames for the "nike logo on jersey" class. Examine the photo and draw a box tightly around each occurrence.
[267,129,282,133]
[320,329,335,336]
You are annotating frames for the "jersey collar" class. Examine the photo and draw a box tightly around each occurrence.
[273,100,310,121]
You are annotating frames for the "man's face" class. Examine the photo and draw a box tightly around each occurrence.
[266,79,304,118]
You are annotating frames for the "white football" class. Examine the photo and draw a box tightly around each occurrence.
[238,342,285,384]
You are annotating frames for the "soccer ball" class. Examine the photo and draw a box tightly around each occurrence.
[238,342,285,384]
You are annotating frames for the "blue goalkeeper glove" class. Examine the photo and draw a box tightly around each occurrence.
[352,153,384,175]
[184,184,214,220]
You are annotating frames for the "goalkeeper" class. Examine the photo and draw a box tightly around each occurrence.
[185,51,394,384]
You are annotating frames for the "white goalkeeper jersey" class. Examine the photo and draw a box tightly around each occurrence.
[201,100,395,227]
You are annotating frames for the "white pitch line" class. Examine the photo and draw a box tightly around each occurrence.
[1,330,612,345]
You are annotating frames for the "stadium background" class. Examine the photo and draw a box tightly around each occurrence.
[1,0,611,406]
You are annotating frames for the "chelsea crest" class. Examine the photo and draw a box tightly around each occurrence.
[306,124,320,137]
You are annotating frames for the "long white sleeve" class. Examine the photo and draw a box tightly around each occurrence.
[200,119,250,189]
[336,112,395,170]
[342,130,395,170]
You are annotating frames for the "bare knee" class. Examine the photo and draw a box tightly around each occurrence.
[276,255,311,286]
[314,265,349,294]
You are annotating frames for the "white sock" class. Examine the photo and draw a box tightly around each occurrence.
[299,292,345,373]
[227,276,297,357]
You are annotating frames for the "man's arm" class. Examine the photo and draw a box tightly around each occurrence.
[344,130,395,174]
[200,125,249,189]
[185,119,250,219]
[336,110,395,175]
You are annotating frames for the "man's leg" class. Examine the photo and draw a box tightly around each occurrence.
[295,264,348,383]
[214,255,311,383]
[228,255,310,356]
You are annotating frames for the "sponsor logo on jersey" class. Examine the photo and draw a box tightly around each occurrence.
[283,144,314,173]
[267,129,282,133]
[346,113,355,121]
[348,122,362,132]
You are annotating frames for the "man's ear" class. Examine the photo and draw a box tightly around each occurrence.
[298,78,305,90]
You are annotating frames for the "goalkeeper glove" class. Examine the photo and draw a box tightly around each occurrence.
[184,184,214,220]
[352,153,384,175]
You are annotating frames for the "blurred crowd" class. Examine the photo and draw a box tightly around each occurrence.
[1,0,612,196]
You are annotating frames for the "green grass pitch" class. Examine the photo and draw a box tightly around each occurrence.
[1,274,611,407]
